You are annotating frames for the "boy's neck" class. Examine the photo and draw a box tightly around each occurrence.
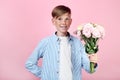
[56,32,68,37]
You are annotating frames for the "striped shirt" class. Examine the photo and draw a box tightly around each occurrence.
[25,32,91,80]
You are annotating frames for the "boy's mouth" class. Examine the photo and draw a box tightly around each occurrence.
[60,26,67,30]
[60,25,67,28]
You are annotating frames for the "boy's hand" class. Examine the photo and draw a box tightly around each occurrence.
[87,54,98,63]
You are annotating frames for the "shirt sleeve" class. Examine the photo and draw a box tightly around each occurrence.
[25,39,47,78]
[81,45,91,73]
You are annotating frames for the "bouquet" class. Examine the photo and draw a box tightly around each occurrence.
[74,22,105,73]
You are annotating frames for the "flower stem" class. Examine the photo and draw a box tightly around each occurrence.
[90,62,95,73]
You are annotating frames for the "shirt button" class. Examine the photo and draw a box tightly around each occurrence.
[57,60,59,63]
[57,71,59,74]
[58,51,60,54]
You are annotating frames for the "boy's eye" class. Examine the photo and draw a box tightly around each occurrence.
[57,18,70,20]
[58,18,62,20]
[66,18,70,20]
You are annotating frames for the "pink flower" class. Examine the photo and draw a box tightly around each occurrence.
[82,23,94,38]
[75,22,105,39]
[77,30,81,36]
[95,24,105,39]
[92,27,101,38]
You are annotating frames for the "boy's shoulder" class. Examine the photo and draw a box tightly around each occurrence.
[70,35,81,41]
[40,36,52,41]
[36,35,53,46]
[70,35,83,45]
[39,34,56,42]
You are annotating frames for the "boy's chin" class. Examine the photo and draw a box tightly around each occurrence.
[56,31,68,35]
[61,30,68,33]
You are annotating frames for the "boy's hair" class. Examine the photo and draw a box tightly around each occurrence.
[52,5,71,18]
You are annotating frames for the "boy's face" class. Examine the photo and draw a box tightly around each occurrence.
[52,13,72,36]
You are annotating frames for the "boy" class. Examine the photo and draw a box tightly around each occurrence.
[25,5,97,80]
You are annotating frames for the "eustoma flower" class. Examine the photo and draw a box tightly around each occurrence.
[82,23,94,38]
[74,22,105,73]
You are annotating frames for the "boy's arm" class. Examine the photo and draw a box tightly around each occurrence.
[25,40,46,78]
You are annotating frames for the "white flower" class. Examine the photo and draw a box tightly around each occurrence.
[77,30,81,36]
[76,23,105,39]
[77,25,83,31]
[95,24,105,39]
[82,23,94,38]
[92,27,101,38]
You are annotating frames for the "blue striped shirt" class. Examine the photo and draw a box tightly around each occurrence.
[25,32,91,80]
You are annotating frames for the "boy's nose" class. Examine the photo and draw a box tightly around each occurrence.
[61,20,66,24]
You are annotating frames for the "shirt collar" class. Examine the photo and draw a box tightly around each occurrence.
[53,32,73,41]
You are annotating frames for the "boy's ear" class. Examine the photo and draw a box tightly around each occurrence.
[52,18,55,24]
[70,18,72,23]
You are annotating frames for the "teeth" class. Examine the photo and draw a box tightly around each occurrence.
[61,25,65,26]
[61,26,66,29]
[61,26,66,27]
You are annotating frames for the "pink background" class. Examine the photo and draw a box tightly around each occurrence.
[0,0,120,80]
